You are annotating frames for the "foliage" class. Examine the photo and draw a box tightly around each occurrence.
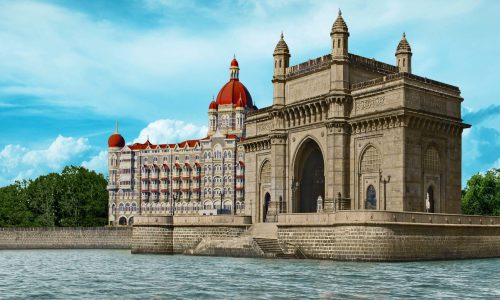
[462,168,500,216]
[0,166,108,227]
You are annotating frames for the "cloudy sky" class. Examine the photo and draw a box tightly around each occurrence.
[0,0,498,187]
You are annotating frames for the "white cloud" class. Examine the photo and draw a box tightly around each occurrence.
[134,119,208,144]
[0,135,91,186]
[82,150,108,174]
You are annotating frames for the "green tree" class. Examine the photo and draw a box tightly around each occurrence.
[0,166,108,227]
[462,168,500,216]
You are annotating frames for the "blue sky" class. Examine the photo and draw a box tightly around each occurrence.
[0,0,498,187]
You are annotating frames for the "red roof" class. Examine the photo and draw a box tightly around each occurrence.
[162,164,169,169]
[175,163,182,169]
[239,161,245,166]
[128,139,199,150]
[108,133,125,148]
[215,58,252,107]
[184,163,192,169]
[226,134,238,139]
[195,162,201,168]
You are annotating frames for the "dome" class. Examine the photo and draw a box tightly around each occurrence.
[396,32,412,54]
[274,32,290,55]
[230,58,239,67]
[215,58,253,108]
[331,9,348,35]
[209,100,218,110]
[108,133,125,148]
[235,95,245,109]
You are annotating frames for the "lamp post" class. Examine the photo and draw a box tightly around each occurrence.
[381,175,391,211]
[172,194,177,216]
[220,190,225,213]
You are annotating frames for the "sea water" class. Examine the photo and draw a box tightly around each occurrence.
[0,250,499,299]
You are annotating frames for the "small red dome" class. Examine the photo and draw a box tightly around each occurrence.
[108,133,125,148]
[230,58,239,67]
[209,100,218,110]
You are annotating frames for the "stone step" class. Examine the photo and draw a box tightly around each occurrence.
[254,238,284,254]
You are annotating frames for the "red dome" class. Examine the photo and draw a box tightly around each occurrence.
[209,100,218,110]
[215,79,252,107]
[108,133,125,148]
[230,58,239,67]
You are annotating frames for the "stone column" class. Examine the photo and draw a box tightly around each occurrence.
[326,119,350,211]
[270,132,287,222]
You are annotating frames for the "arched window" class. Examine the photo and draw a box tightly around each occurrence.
[360,146,381,173]
[424,147,440,172]
[131,202,137,212]
[119,203,125,212]
[365,185,376,209]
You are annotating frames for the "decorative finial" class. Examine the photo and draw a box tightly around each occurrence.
[233,53,236,59]
[338,8,342,16]
[403,32,406,38]
[147,135,149,142]
[115,120,118,133]
[281,31,284,39]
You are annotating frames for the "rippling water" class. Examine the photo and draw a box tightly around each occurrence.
[0,250,499,299]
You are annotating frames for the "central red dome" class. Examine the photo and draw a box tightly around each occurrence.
[215,58,253,107]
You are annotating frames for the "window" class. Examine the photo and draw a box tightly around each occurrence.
[424,147,440,171]
[360,146,381,173]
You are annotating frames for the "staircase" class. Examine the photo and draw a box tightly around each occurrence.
[253,238,297,259]
[243,223,299,259]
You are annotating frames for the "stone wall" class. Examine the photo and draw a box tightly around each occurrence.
[173,226,247,253]
[0,227,131,250]
[277,211,500,261]
[131,225,172,254]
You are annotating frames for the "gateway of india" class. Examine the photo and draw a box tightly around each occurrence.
[105,11,500,261]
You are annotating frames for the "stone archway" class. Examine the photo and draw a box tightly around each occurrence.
[293,139,325,213]
[258,160,272,222]
[118,216,127,225]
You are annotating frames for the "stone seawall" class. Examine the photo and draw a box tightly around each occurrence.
[131,226,172,254]
[173,226,246,254]
[278,224,500,261]
[0,227,132,250]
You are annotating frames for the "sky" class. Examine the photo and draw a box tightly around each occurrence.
[0,0,499,187]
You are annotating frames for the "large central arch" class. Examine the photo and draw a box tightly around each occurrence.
[293,139,325,213]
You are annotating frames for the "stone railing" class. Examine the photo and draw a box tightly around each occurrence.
[286,54,332,78]
[351,72,460,92]
[349,53,399,74]
[278,210,500,226]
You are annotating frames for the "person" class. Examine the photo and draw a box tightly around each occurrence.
[425,192,430,213]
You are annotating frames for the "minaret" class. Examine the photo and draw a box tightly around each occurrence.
[396,32,412,73]
[272,32,290,106]
[330,9,350,91]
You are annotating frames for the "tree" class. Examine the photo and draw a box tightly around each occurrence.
[0,166,108,227]
[462,168,500,216]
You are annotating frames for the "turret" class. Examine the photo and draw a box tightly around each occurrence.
[396,32,412,73]
[331,9,349,60]
[208,97,218,136]
[107,121,125,190]
[272,32,290,106]
[330,9,350,91]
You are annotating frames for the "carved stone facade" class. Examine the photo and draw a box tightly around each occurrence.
[243,11,469,223]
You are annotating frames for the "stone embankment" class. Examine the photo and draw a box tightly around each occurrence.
[0,227,132,250]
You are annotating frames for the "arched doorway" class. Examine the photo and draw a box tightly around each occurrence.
[258,160,272,223]
[426,186,435,213]
[293,139,325,213]
[365,185,376,209]
[118,216,127,225]
[128,216,134,225]
[263,192,271,222]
